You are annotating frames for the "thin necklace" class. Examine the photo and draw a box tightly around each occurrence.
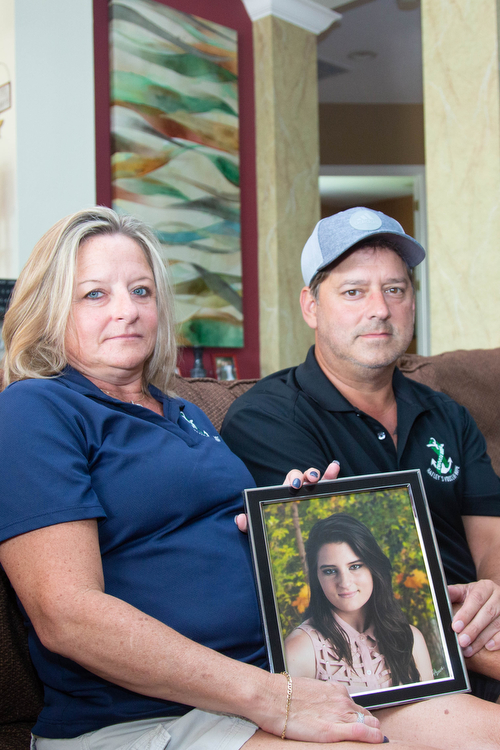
[101,388,146,405]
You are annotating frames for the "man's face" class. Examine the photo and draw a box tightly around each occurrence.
[300,246,415,373]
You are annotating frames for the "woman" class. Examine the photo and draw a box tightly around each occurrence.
[0,207,386,749]
[0,207,493,750]
[285,515,433,693]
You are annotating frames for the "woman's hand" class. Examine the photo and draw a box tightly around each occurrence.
[235,461,341,533]
[284,459,341,490]
[255,672,383,744]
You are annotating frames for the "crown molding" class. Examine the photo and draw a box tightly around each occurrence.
[241,0,341,35]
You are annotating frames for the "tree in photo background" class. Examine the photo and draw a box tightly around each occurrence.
[263,489,448,677]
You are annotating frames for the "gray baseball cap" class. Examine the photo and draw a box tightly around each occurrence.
[301,206,426,286]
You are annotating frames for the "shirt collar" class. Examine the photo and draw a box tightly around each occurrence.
[294,347,432,457]
[57,365,169,407]
[333,611,377,643]
[295,346,430,412]
[295,347,355,412]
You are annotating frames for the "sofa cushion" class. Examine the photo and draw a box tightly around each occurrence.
[172,376,258,433]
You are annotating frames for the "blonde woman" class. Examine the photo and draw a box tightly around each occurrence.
[0,207,385,749]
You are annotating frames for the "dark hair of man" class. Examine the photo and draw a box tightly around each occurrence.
[304,513,421,686]
[308,238,414,300]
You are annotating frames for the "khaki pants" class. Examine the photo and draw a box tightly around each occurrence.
[32,710,258,750]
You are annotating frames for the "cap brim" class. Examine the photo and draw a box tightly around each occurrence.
[312,230,426,280]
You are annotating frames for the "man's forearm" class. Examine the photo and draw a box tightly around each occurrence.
[466,649,500,681]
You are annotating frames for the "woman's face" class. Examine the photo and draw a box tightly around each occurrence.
[65,233,158,384]
[316,542,374,624]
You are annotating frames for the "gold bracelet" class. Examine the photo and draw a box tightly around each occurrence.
[280,671,293,740]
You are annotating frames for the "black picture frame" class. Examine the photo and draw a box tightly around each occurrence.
[244,469,469,709]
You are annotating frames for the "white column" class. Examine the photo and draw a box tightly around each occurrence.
[241,0,340,375]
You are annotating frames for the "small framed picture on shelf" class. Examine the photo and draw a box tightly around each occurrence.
[213,354,239,381]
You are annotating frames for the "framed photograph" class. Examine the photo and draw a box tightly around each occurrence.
[213,354,239,381]
[244,470,469,710]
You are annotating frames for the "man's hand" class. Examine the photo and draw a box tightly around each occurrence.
[452,516,500,658]
[235,461,340,533]
[449,580,500,657]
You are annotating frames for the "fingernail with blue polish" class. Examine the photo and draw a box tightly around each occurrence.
[333,460,340,465]
[292,478,301,488]
[383,737,390,744]
[310,471,319,478]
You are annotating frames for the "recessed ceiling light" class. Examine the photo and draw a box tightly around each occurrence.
[347,50,378,62]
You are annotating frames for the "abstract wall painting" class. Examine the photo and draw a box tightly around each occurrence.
[109,0,242,347]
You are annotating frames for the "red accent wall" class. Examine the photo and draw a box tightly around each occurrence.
[93,0,259,378]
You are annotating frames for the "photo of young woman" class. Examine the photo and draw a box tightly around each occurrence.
[285,514,434,694]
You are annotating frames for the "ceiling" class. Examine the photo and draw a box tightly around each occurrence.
[317,0,423,104]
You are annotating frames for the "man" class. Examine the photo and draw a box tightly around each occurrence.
[222,207,500,709]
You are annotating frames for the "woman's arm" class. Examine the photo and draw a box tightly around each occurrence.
[0,518,383,745]
[410,625,434,681]
[285,628,317,679]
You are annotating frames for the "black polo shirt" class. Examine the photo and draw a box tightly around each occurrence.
[222,346,500,585]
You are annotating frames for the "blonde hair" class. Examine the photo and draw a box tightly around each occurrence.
[2,206,177,392]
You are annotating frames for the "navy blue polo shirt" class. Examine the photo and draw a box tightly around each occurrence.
[222,347,500,586]
[0,368,266,738]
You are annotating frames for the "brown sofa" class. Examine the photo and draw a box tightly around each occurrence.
[2,349,500,749]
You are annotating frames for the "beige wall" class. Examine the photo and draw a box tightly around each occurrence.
[422,0,500,352]
[319,103,424,165]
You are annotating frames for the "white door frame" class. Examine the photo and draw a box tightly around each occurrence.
[319,164,430,355]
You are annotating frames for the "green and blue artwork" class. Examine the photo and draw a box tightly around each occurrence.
[109,0,242,346]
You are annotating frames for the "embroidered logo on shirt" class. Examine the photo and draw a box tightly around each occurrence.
[426,437,460,482]
[180,410,221,441]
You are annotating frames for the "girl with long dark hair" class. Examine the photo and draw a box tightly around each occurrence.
[285,514,433,693]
